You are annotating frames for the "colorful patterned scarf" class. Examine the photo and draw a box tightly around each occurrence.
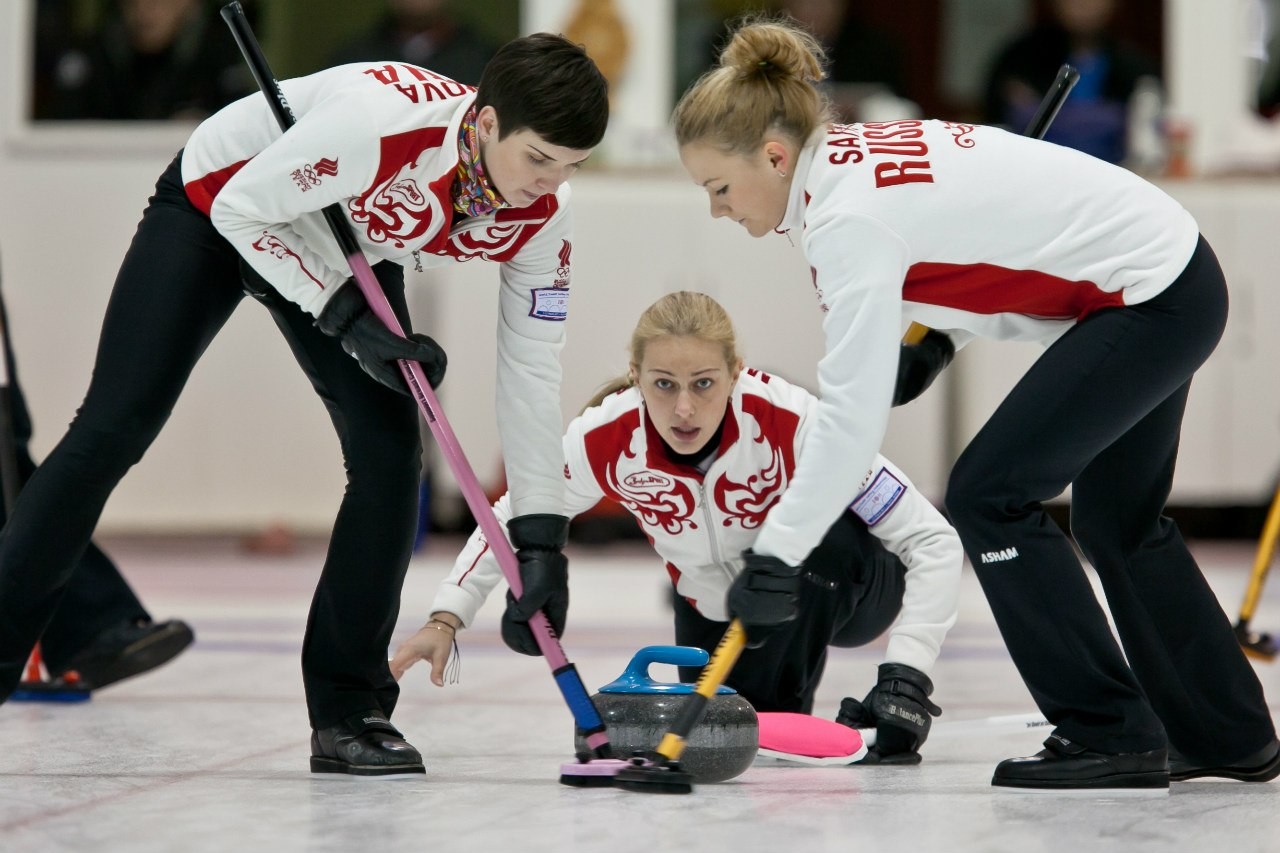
[453,106,509,217]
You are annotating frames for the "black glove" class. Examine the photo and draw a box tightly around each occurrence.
[315,282,446,393]
[892,329,954,406]
[726,550,802,649]
[500,514,571,656]
[837,663,942,762]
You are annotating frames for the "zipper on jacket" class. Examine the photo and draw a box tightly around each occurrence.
[697,482,736,581]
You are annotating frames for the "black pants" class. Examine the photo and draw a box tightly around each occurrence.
[946,236,1275,762]
[0,310,148,672]
[0,154,423,729]
[673,513,906,713]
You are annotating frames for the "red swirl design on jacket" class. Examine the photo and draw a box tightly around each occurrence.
[448,223,526,261]
[251,231,325,288]
[350,173,441,248]
[604,457,698,534]
[584,412,698,535]
[712,434,786,529]
[943,122,976,148]
[442,196,559,262]
[347,127,447,249]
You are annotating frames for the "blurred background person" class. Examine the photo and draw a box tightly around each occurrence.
[983,0,1160,164]
[1249,0,1280,117]
[325,0,499,85]
[778,0,917,121]
[38,0,255,121]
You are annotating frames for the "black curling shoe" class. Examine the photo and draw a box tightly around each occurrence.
[310,710,425,777]
[992,734,1168,790]
[61,618,195,690]
[1169,739,1280,782]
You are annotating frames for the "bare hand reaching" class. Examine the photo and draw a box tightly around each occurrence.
[390,616,459,686]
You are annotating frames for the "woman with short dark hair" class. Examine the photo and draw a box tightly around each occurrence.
[0,33,608,778]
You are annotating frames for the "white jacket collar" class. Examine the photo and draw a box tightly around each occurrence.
[775,129,824,236]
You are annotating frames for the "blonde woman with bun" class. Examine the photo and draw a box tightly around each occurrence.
[670,16,1278,790]
[396,291,964,764]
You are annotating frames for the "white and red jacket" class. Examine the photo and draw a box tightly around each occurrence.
[180,62,576,517]
[751,120,1201,567]
[431,369,962,675]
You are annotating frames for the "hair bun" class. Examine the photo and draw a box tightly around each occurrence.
[672,16,829,152]
[721,19,825,84]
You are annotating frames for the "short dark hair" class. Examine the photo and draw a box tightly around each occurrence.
[475,33,609,150]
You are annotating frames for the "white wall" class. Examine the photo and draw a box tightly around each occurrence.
[1,2,1276,534]
[0,137,353,533]
[425,175,953,528]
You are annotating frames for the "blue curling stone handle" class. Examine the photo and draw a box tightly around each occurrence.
[597,645,737,695]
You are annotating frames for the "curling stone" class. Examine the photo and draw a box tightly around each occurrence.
[574,645,758,783]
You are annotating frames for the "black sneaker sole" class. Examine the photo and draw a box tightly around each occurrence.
[1170,749,1280,782]
[854,748,923,766]
[310,755,426,777]
[993,770,1169,790]
[68,622,195,690]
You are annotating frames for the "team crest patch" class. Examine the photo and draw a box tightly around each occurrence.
[850,467,905,526]
[529,286,569,320]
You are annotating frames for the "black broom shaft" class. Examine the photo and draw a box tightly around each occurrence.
[219,3,362,260]
[1025,64,1080,140]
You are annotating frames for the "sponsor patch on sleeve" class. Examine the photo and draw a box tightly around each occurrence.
[849,467,905,526]
[529,286,569,321]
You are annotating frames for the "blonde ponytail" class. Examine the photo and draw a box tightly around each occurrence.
[582,375,633,414]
